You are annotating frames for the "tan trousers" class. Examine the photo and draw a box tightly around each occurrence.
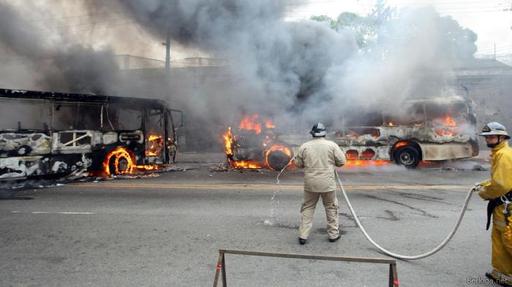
[299,190,339,239]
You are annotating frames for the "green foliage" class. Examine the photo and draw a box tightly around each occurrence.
[310,15,337,30]
[310,0,477,59]
[311,0,394,49]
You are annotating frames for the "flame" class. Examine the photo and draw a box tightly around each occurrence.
[265,119,276,129]
[223,126,262,169]
[146,134,164,157]
[265,144,292,158]
[136,164,160,171]
[222,115,290,170]
[442,115,457,127]
[394,141,408,149]
[223,127,234,157]
[345,150,359,160]
[434,115,458,136]
[239,114,262,134]
[264,144,293,170]
[231,160,264,169]
[102,146,163,176]
[344,160,390,168]
[103,146,136,176]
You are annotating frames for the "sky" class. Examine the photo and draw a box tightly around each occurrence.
[286,0,512,59]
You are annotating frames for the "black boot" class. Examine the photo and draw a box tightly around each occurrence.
[298,237,307,245]
[328,234,341,242]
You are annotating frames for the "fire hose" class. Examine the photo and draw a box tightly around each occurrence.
[276,157,477,260]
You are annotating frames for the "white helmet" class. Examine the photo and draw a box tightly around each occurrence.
[310,122,327,137]
[480,122,510,139]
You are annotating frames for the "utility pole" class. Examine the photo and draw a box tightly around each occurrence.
[165,27,171,76]
[494,42,496,60]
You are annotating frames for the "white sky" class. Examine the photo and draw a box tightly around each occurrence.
[286,0,512,57]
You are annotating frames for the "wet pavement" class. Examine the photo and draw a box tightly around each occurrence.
[0,153,499,286]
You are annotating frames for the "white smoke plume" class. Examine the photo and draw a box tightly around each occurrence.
[318,6,477,125]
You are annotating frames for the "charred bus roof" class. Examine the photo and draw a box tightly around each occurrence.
[0,88,168,109]
[405,95,470,105]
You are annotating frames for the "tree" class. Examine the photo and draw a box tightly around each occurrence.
[311,0,394,49]
[311,1,477,60]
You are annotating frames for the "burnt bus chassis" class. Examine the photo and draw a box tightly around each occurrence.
[0,88,179,180]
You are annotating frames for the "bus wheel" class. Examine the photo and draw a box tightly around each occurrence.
[394,146,420,168]
[108,153,132,175]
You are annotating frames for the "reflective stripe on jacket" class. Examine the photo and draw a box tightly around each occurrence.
[294,137,346,193]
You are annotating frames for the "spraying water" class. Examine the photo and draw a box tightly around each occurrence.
[264,156,296,226]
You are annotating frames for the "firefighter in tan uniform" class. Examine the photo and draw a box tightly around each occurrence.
[294,123,346,245]
[477,122,512,287]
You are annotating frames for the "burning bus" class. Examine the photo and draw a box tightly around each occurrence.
[0,88,183,180]
[222,95,478,170]
[333,95,479,168]
[223,114,293,171]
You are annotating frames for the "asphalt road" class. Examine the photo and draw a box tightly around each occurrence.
[0,156,500,287]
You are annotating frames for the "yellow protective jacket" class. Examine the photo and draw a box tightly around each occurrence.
[479,141,512,231]
[294,137,346,193]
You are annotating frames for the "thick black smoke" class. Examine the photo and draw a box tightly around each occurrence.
[0,0,483,145]
[0,1,119,94]
[89,0,357,126]
[96,1,479,129]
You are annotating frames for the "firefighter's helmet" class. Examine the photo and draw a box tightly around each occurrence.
[310,122,327,137]
[480,122,510,139]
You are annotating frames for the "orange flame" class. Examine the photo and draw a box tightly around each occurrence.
[146,134,164,157]
[223,127,234,157]
[103,147,136,176]
[265,119,276,129]
[265,144,293,158]
[344,160,390,168]
[239,114,262,134]
[435,115,457,136]
[345,150,359,160]
[394,141,408,149]
[442,115,456,127]
[264,144,293,170]
[136,164,160,171]
[223,127,263,169]
[231,160,264,169]
[222,115,290,170]
[102,146,163,176]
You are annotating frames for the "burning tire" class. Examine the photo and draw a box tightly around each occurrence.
[103,147,135,176]
[109,155,130,175]
[394,146,421,168]
[266,150,292,171]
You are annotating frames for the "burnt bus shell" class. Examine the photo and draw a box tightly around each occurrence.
[0,88,177,180]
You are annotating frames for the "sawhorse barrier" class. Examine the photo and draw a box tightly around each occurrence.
[212,249,399,287]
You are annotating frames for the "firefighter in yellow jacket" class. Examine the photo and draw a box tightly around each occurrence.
[294,123,346,245]
[478,122,512,287]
